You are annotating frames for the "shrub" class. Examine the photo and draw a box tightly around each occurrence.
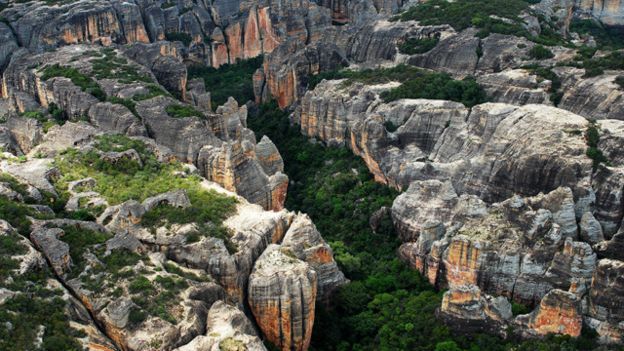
[187,56,263,107]
[166,104,204,118]
[165,32,193,46]
[528,45,554,59]
[398,37,439,55]
[570,19,624,50]
[90,49,152,84]
[307,65,487,107]
[128,276,154,294]
[616,76,624,90]
[20,110,46,123]
[41,64,106,101]
[59,226,110,276]
[585,124,610,171]
[512,302,530,316]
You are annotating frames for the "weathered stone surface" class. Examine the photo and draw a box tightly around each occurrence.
[248,244,317,351]
[587,259,624,344]
[515,289,583,338]
[575,0,624,27]
[393,182,598,303]
[558,71,624,121]
[88,102,146,137]
[175,301,267,351]
[281,214,348,299]
[256,135,285,175]
[477,69,552,106]
[439,284,512,337]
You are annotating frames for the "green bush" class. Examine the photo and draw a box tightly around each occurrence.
[512,302,530,316]
[59,225,110,276]
[570,19,624,50]
[20,110,47,123]
[523,65,563,106]
[129,276,154,294]
[616,76,624,90]
[528,45,554,59]
[165,32,193,46]
[398,37,439,55]
[187,56,263,107]
[395,0,566,45]
[248,102,601,351]
[166,104,204,118]
[41,64,106,101]
[307,65,487,107]
[90,49,152,84]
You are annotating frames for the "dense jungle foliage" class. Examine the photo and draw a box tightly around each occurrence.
[247,102,605,351]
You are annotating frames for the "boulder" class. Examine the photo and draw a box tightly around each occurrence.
[248,244,317,351]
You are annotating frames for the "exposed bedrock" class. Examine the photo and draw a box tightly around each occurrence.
[0,45,288,211]
[392,178,622,342]
[295,80,595,204]
[248,244,318,351]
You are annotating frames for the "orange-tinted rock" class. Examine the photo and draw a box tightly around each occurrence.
[211,28,230,68]
[60,11,121,46]
[248,245,317,351]
[244,9,263,59]
[444,238,483,288]
[516,289,582,337]
[225,22,244,63]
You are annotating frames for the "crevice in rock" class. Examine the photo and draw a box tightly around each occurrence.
[24,227,122,351]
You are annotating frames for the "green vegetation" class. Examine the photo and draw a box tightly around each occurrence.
[41,64,106,101]
[141,189,238,251]
[59,225,110,277]
[0,196,39,234]
[398,37,440,55]
[187,56,263,107]
[309,65,487,107]
[129,274,188,325]
[523,65,562,106]
[512,302,530,316]
[616,76,624,90]
[166,104,204,119]
[0,230,86,351]
[394,0,563,45]
[562,50,624,78]
[528,45,554,59]
[90,48,152,84]
[165,32,193,46]
[248,102,602,351]
[585,123,610,171]
[570,19,624,50]
[54,134,238,247]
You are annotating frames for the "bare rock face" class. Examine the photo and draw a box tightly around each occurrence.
[558,71,624,121]
[296,80,593,204]
[477,69,552,106]
[586,259,624,344]
[516,289,583,338]
[281,214,348,299]
[439,284,512,337]
[174,301,267,351]
[0,22,18,70]
[575,0,624,27]
[248,244,317,351]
